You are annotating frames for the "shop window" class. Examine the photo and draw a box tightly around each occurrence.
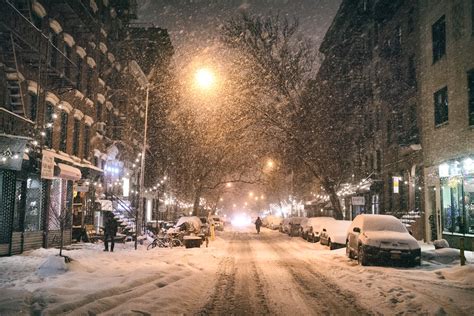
[45,102,54,148]
[83,125,90,159]
[24,176,43,231]
[12,180,25,232]
[432,15,446,63]
[441,177,465,233]
[465,176,474,234]
[60,111,68,152]
[28,93,38,122]
[434,86,448,126]
[468,69,474,126]
[72,118,81,157]
[49,179,71,230]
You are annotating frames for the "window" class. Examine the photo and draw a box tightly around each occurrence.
[468,69,474,126]
[83,125,90,159]
[45,102,54,148]
[50,33,58,68]
[60,111,68,152]
[432,15,446,63]
[86,68,94,99]
[76,58,83,91]
[28,93,38,121]
[434,86,449,126]
[65,45,72,79]
[408,55,416,86]
[72,119,81,157]
[32,12,42,29]
[96,101,103,122]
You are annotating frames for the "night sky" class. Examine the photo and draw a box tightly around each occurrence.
[137,0,342,64]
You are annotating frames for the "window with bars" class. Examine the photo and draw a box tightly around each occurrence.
[73,119,81,157]
[60,111,68,152]
[432,15,446,63]
[434,86,448,126]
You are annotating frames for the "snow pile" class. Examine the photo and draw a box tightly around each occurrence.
[422,247,465,264]
[438,265,474,285]
[433,239,450,249]
[37,255,68,277]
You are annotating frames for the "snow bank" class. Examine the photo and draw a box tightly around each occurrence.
[37,255,69,277]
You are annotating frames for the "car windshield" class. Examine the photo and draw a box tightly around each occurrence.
[362,217,407,233]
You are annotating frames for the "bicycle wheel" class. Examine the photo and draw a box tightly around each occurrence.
[147,241,156,250]
[172,239,183,247]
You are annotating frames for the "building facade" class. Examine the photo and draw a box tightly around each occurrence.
[0,0,172,256]
[316,0,425,238]
[418,0,474,249]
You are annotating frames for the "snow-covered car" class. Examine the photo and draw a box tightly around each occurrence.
[173,216,202,234]
[280,218,291,233]
[301,217,336,242]
[212,216,224,231]
[346,214,421,266]
[319,220,352,249]
[264,215,283,230]
[288,217,306,237]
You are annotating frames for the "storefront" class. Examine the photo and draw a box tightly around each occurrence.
[436,158,474,250]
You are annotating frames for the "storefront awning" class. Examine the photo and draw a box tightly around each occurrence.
[56,163,81,181]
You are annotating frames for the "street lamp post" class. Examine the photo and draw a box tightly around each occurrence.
[129,60,149,250]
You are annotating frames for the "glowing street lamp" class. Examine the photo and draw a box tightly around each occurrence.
[195,68,215,90]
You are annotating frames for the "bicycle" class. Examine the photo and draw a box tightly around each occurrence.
[147,233,183,250]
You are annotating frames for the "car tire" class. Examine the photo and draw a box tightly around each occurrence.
[358,245,368,266]
[346,242,353,259]
[328,239,333,250]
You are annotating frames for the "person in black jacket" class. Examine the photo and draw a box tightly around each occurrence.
[104,211,118,252]
[255,217,263,234]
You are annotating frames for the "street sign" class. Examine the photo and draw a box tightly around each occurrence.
[351,196,365,206]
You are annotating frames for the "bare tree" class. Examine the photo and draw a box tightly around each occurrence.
[47,199,72,262]
[221,13,350,219]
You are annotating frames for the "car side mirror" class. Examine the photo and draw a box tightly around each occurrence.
[322,228,326,232]
[353,227,361,233]
[408,230,413,236]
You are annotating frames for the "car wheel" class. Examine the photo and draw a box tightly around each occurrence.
[358,245,368,266]
[328,239,333,250]
[346,242,352,259]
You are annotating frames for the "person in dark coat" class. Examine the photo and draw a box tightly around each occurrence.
[255,217,263,234]
[104,212,118,252]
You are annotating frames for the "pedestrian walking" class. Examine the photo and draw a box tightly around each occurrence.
[104,212,118,252]
[255,216,262,234]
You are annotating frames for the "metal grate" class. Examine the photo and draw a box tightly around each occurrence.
[0,170,16,243]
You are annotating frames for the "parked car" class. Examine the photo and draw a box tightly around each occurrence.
[280,218,291,233]
[212,216,224,231]
[288,217,306,237]
[319,220,352,249]
[302,217,336,242]
[346,214,421,266]
[263,215,283,230]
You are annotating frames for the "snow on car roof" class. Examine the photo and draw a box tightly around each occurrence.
[357,214,407,233]
[321,220,352,234]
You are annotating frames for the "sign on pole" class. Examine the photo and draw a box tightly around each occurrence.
[351,196,365,206]
[41,151,55,179]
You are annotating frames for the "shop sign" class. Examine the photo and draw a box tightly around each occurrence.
[0,135,27,171]
[41,151,55,179]
[351,196,365,206]
[393,176,400,193]
[74,183,90,192]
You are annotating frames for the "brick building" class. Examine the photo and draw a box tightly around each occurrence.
[0,0,173,256]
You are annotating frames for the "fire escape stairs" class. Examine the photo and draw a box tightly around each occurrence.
[109,193,137,237]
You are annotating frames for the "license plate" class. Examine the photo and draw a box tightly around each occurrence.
[391,252,401,259]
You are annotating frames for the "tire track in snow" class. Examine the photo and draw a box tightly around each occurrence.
[262,235,371,315]
[198,232,270,315]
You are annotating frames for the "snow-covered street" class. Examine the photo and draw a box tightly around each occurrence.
[0,225,473,315]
